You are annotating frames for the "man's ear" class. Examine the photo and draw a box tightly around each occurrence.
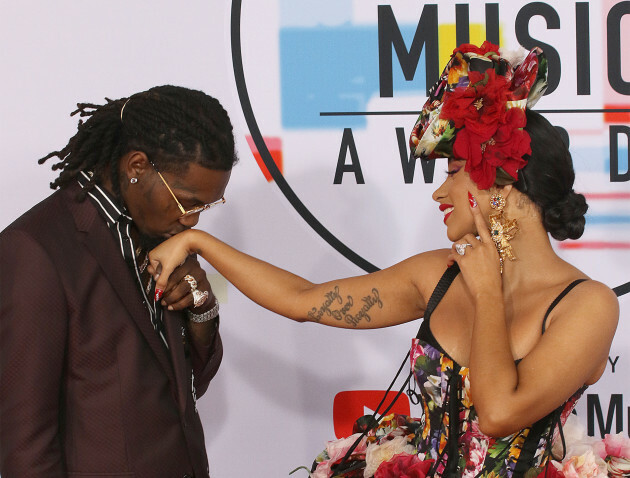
[120,150,151,182]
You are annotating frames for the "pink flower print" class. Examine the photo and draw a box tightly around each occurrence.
[604,432,630,459]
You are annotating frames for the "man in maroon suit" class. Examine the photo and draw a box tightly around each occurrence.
[0,86,237,477]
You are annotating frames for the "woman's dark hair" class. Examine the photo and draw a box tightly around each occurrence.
[514,109,588,241]
[39,85,238,199]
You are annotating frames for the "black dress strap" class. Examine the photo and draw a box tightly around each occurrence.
[419,264,460,324]
[541,279,588,334]
[417,264,460,350]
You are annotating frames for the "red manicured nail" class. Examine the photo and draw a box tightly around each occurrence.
[155,289,164,301]
[468,192,477,208]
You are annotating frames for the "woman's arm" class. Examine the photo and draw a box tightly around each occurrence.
[470,280,618,436]
[148,229,444,329]
[451,199,619,437]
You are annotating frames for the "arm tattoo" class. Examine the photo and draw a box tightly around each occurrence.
[307,287,383,327]
[307,286,342,322]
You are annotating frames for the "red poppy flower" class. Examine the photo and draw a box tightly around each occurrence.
[455,41,500,57]
[441,70,509,131]
[482,108,531,181]
[374,454,434,478]
[453,127,495,188]
[535,463,565,478]
[453,107,530,189]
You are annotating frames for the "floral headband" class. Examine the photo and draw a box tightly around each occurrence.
[409,41,548,190]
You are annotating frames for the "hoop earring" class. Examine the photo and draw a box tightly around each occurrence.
[130,177,138,184]
[489,192,519,273]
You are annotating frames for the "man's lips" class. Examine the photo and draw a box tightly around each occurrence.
[439,204,454,223]
[164,227,189,239]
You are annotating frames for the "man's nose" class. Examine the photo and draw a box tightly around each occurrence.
[178,212,201,228]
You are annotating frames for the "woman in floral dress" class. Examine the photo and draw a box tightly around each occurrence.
[147,43,619,477]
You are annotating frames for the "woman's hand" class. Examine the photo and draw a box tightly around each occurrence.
[446,192,502,299]
[148,229,200,300]
[158,255,215,312]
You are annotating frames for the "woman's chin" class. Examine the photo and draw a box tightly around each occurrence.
[445,224,477,243]
[446,230,461,243]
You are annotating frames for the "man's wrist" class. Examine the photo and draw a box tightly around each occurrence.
[187,298,219,323]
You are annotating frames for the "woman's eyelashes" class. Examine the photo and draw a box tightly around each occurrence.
[445,168,460,176]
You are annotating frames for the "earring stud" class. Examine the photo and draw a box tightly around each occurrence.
[130,177,138,184]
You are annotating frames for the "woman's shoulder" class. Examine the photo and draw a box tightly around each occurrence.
[563,278,619,316]
[392,248,452,276]
[545,275,619,336]
[553,266,618,311]
[537,259,618,319]
[542,276,619,385]
[403,248,452,265]
[390,248,456,300]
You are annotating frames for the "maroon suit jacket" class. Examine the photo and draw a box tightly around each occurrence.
[0,185,222,478]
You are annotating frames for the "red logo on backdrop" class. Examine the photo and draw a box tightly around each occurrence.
[333,390,411,439]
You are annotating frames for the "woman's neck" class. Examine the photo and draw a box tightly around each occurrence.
[498,213,568,291]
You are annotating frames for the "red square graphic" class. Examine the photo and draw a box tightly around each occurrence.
[332,390,411,439]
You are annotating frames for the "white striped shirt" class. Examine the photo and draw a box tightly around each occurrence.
[77,171,168,348]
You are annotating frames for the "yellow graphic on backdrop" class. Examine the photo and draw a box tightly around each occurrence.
[438,23,504,69]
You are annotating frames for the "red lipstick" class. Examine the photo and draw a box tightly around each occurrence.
[439,204,454,224]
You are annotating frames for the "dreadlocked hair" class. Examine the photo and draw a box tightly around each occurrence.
[39,85,238,199]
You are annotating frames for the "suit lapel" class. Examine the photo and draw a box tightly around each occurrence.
[64,187,176,385]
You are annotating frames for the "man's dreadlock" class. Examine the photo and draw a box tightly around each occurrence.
[39,85,237,201]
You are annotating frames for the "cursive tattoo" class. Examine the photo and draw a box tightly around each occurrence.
[307,286,343,322]
[343,288,383,327]
[307,287,384,327]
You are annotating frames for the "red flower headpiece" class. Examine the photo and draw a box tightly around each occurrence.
[409,41,548,189]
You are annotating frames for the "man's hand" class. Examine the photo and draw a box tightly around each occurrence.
[160,255,219,347]
[159,255,215,314]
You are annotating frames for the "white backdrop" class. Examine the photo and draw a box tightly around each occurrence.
[1,1,628,477]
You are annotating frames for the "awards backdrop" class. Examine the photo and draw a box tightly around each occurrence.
[1,1,628,476]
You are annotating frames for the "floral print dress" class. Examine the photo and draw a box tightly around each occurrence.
[409,268,586,478]
[308,267,587,478]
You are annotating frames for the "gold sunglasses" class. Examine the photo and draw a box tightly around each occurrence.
[150,162,226,218]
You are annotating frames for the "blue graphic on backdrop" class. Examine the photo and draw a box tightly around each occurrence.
[280,25,427,129]
[572,146,628,174]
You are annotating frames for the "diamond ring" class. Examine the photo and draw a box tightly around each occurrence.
[192,289,209,308]
[455,243,472,256]
[184,274,208,307]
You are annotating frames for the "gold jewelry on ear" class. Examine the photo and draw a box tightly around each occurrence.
[489,192,519,273]
[130,177,138,184]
